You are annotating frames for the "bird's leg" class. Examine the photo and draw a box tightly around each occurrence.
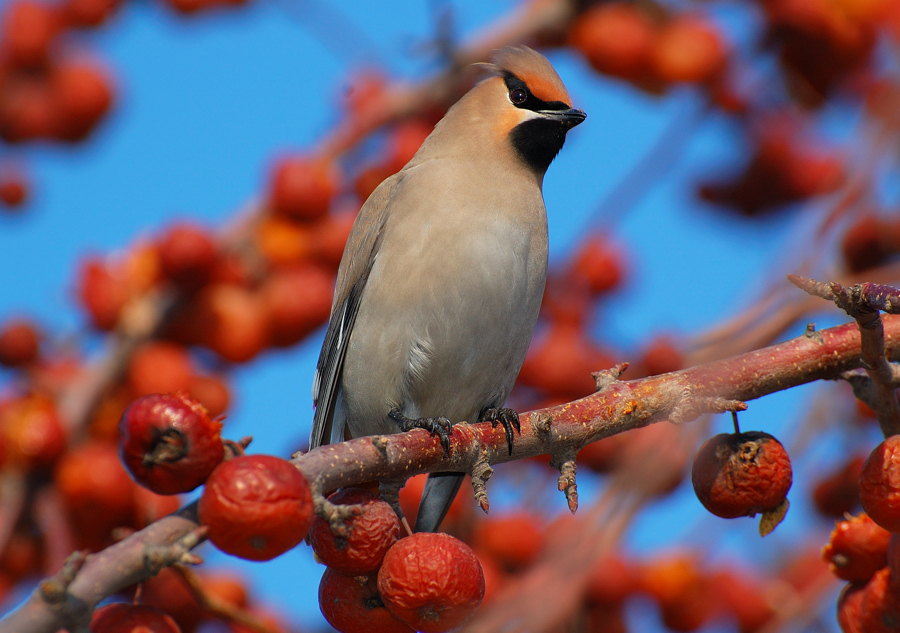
[480,407,520,455]
[388,408,452,455]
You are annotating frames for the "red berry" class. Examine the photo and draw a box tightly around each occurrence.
[639,553,715,632]
[199,454,313,561]
[199,570,249,609]
[568,3,654,80]
[51,59,115,142]
[76,255,131,331]
[310,487,402,576]
[309,209,355,268]
[254,215,313,267]
[1,1,60,68]
[91,603,181,633]
[585,554,638,606]
[398,474,469,532]
[650,15,727,84]
[268,155,339,221]
[0,167,28,208]
[813,454,865,518]
[691,431,792,520]
[570,236,626,295]
[471,512,544,572]
[378,533,485,633]
[860,435,900,532]
[191,284,269,363]
[119,393,224,495]
[161,0,210,15]
[188,373,231,419]
[55,440,136,550]
[139,568,203,632]
[131,485,182,529]
[262,264,334,348]
[0,394,66,472]
[823,513,891,583]
[842,216,892,274]
[640,335,684,377]
[386,121,433,171]
[157,222,217,289]
[0,317,40,367]
[517,322,617,398]
[126,341,194,397]
[61,0,119,28]
[710,567,777,633]
[319,569,414,633]
[577,436,626,473]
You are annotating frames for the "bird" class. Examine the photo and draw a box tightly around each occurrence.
[310,45,585,532]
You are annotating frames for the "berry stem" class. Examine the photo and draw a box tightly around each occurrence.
[731,411,741,435]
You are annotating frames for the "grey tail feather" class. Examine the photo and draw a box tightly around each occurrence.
[414,472,465,533]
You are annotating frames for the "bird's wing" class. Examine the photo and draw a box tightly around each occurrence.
[309,175,398,449]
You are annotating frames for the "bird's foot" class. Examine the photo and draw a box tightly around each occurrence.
[388,408,452,455]
[480,407,520,455]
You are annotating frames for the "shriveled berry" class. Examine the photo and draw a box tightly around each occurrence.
[378,533,484,633]
[119,393,224,495]
[860,435,900,532]
[837,582,865,633]
[199,454,313,561]
[310,487,402,576]
[823,513,891,582]
[319,568,414,633]
[860,567,900,633]
[691,431,792,523]
[91,603,181,633]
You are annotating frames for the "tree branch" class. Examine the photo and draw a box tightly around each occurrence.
[6,314,900,633]
[789,275,900,436]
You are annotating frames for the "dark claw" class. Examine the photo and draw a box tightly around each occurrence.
[480,407,520,455]
[389,408,452,455]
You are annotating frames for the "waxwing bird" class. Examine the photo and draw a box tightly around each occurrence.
[310,45,585,532]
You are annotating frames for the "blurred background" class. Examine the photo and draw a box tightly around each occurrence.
[0,0,898,631]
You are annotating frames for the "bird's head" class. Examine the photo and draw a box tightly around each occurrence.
[475,46,586,174]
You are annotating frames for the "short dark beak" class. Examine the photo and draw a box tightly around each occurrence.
[543,107,586,129]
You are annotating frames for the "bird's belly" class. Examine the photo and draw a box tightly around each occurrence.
[341,229,545,428]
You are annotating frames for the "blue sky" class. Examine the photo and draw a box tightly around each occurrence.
[0,0,858,630]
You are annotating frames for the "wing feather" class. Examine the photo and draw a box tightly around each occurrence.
[309,174,399,449]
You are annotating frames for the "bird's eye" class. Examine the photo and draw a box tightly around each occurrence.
[510,88,528,105]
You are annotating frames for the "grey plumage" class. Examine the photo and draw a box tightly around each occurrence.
[310,46,585,531]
